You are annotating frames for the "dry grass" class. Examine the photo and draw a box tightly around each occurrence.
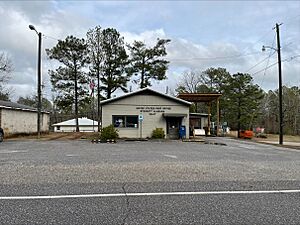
[254,134,300,142]
[228,131,300,143]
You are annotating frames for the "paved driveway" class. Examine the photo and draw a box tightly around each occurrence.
[0,138,299,224]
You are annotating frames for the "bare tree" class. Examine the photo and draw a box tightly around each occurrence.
[0,52,13,100]
[176,70,209,93]
[0,52,12,82]
[87,25,104,132]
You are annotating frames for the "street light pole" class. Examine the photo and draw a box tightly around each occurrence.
[29,25,42,139]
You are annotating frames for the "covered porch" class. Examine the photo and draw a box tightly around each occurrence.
[177,93,222,136]
[163,113,188,139]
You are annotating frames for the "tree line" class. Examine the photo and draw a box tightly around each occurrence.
[176,68,300,136]
[0,26,299,135]
[47,26,170,131]
[258,86,300,135]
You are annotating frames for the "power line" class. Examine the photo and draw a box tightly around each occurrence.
[167,51,261,61]
[283,14,300,25]
[240,29,274,54]
[245,51,276,73]
[164,27,277,62]
[260,33,277,87]
[286,55,300,61]
[42,34,60,41]
[251,54,300,76]
[168,16,297,63]
[42,30,266,62]
[252,61,278,76]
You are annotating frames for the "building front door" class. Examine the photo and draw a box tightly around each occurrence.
[166,117,182,139]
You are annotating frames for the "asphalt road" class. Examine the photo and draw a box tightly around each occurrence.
[0,138,299,224]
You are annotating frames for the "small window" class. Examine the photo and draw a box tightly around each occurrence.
[113,115,138,128]
[113,116,125,128]
[126,116,138,128]
[57,126,60,131]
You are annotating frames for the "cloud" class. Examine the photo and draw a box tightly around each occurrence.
[0,1,299,101]
[122,29,255,93]
[0,1,94,101]
[0,1,55,21]
[166,38,248,69]
[122,29,167,45]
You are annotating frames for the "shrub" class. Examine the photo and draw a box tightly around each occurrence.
[151,128,165,139]
[100,125,119,141]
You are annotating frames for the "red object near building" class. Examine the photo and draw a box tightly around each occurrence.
[239,130,254,139]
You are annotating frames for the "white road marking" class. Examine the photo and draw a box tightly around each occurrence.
[163,154,178,159]
[238,144,256,149]
[1,189,299,200]
[0,150,28,154]
[66,154,79,157]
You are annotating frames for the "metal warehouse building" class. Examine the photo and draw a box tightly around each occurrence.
[101,88,192,139]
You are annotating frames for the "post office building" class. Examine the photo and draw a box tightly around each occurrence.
[101,88,191,139]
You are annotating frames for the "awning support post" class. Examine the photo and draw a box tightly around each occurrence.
[216,97,220,136]
[207,102,211,136]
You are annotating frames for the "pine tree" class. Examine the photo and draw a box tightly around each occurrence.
[46,36,90,132]
[225,73,264,137]
[17,95,52,111]
[100,28,129,99]
[127,39,170,89]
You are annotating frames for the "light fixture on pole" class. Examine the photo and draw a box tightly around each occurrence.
[29,24,42,139]
[262,23,283,145]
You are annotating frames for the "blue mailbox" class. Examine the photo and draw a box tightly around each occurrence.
[179,125,186,139]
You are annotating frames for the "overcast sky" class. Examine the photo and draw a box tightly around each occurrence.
[0,1,299,101]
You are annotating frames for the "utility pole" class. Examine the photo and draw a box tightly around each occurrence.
[275,23,283,145]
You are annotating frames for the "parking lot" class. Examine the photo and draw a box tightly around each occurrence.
[0,138,299,224]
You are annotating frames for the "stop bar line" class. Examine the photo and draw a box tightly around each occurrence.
[1,189,300,200]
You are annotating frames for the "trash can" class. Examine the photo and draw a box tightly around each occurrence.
[179,125,186,139]
[203,126,208,136]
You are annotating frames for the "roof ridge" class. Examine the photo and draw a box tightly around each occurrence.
[101,88,191,106]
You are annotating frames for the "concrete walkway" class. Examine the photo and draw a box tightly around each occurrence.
[257,140,300,147]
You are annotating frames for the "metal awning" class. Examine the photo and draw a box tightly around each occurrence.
[163,113,187,118]
[190,113,209,118]
[177,93,222,102]
[177,92,222,136]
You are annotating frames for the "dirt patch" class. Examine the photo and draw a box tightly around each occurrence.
[6,132,99,141]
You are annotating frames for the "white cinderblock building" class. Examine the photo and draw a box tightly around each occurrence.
[52,117,98,132]
[0,100,50,136]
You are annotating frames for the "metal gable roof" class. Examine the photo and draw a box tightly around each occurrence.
[0,100,36,112]
[100,88,192,106]
[52,117,99,126]
[0,100,50,113]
